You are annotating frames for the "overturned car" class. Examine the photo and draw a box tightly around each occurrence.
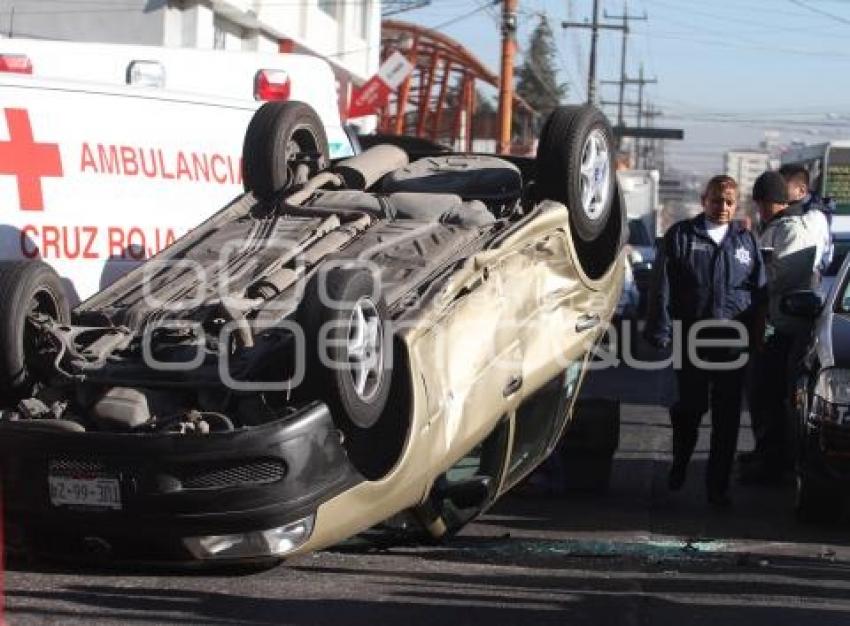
[0,102,624,563]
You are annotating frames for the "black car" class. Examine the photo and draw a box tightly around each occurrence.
[787,255,850,520]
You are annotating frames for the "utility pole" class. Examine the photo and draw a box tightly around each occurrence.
[498,0,518,154]
[599,2,647,127]
[562,0,624,105]
[633,64,656,167]
[643,103,663,170]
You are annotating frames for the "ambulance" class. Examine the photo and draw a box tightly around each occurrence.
[0,39,353,300]
[0,39,353,397]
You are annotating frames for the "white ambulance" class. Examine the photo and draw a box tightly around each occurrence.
[0,40,353,302]
[0,40,353,397]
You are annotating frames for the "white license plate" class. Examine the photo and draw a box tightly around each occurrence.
[48,475,122,510]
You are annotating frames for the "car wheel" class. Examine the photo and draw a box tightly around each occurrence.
[536,105,616,244]
[0,261,70,402]
[795,471,838,523]
[242,101,329,201]
[301,267,392,432]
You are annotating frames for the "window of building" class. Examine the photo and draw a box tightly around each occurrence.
[360,0,370,38]
[213,22,227,50]
[318,0,337,18]
[213,14,245,50]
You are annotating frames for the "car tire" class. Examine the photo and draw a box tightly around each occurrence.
[0,261,70,402]
[301,267,393,432]
[242,101,329,201]
[536,105,616,244]
[795,472,837,523]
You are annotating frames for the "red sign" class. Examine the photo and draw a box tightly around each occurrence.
[0,108,63,211]
[347,51,415,118]
[348,75,392,118]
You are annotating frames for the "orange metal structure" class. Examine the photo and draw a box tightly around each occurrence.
[379,20,536,152]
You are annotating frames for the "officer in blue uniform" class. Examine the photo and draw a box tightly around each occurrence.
[645,175,767,507]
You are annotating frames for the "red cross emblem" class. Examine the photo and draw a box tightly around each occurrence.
[0,108,63,211]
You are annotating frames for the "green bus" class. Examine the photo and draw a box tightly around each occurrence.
[782,141,850,218]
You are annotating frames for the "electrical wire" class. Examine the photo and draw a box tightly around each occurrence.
[787,0,850,25]
[427,0,499,31]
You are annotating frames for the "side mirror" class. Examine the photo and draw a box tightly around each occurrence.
[780,289,824,318]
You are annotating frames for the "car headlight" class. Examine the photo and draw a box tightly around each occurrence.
[812,368,850,424]
[183,514,315,560]
[815,369,850,404]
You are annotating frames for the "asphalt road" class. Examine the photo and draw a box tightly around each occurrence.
[5,362,850,625]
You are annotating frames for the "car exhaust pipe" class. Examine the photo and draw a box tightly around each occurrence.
[286,144,409,205]
[332,144,409,190]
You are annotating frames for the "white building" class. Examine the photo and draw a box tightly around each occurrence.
[724,150,771,214]
[1,0,380,115]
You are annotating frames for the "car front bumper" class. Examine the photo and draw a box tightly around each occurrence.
[800,422,850,491]
[0,402,363,563]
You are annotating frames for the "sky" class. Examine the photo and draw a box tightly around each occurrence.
[394,0,850,177]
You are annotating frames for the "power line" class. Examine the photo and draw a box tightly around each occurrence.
[787,0,850,25]
[429,0,499,31]
[383,1,432,17]
[629,28,850,57]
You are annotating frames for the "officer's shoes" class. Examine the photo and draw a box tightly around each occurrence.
[668,462,687,491]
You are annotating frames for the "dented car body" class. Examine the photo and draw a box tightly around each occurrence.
[0,102,624,563]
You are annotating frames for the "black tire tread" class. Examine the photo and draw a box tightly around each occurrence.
[299,267,392,434]
[242,101,329,201]
[536,105,615,243]
[0,260,69,402]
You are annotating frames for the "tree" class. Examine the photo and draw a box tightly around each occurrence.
[515,16,567,124]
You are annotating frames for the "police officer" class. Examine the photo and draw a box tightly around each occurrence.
[645,175,766,507]
[779,163,832,273]
[740,170,822,483]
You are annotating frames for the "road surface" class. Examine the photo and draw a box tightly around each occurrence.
[5,363,850,625]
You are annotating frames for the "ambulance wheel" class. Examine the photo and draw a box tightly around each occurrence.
[242,101,329,201]
[0,261,70,403]
[536,105,615,244]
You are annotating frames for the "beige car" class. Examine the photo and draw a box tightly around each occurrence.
[0,101,624,564]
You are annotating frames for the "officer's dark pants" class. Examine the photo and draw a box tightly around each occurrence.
[671,347,746,496]
[749,329,808,469]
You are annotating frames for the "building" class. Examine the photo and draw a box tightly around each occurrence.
[724,150,771,215]
[1,0,380,116]
[658,176,702,234]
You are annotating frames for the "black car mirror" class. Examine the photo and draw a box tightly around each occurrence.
[780,289,824,318]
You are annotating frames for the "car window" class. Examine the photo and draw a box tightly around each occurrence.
[503,361,583,490]
[827,238,850,278]
[628,219,652,247]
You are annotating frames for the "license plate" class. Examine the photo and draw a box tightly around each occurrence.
[48,475,122,510]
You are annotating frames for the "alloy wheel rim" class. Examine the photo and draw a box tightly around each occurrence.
[346,297,384,402]
[579,128,612,222]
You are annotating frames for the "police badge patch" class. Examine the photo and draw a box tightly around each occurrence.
[735,246,751,266]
